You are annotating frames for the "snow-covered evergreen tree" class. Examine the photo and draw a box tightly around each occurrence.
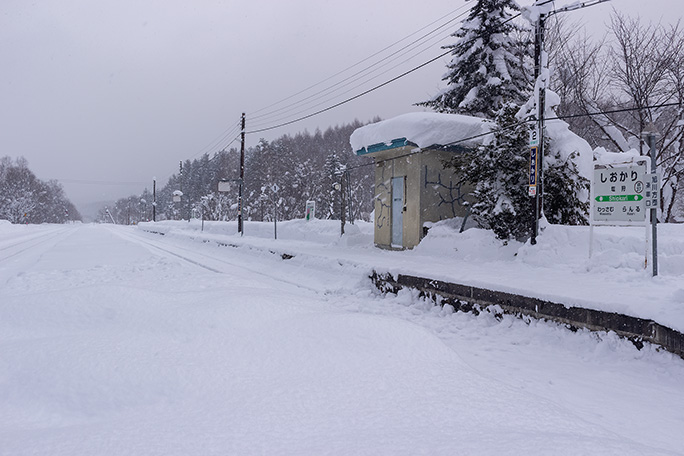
[419,0,529,118]
[450,104,532,240]
[448,102,590,241]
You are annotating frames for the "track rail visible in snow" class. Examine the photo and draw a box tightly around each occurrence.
[109,227,342,295]
[0,227,71,264]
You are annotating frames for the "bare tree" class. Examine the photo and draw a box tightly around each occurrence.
[548,12,684,221]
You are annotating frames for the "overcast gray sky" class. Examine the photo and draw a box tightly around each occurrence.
[1,0,681,210]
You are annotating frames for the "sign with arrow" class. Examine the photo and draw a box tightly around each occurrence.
[592,161,647,222]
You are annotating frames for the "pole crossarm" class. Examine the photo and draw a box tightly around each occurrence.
[548,0,611,16]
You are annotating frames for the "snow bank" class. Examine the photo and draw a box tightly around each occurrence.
[350,112,493,153]
[139,218,684,333]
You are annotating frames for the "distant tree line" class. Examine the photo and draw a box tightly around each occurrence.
[0,156,81,224]
[99,120,376,225]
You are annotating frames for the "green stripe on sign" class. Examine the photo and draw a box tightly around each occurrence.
[595,194,644,202]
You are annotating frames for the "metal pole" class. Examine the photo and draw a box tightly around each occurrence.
[152,178,156,222]
[648,133,658,276]
[340,173,346,236]
[345,169,354,224]
[179,161,183,221]
[273,197,277,240]
[238,113,246,236]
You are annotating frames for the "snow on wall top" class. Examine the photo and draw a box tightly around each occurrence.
[350,112,493,155]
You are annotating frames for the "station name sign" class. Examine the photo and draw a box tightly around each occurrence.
[592,161,648,223]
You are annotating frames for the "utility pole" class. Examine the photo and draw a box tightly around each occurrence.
[531,12,546,246]
[179,161,183,221]
[238,113,246,236]
[527,0,610,245]
[152,177,156,222]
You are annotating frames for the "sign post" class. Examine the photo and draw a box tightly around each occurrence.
[589,158,657,273]
[643,126,659,276]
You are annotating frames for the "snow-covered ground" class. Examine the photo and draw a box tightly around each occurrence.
[142,217,684,333]
[1,220,683,455]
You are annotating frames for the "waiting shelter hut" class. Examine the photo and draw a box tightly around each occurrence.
[350,112,493,249]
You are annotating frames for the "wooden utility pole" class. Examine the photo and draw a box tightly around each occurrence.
[238,113,246,236]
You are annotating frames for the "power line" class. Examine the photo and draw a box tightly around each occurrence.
[247,30,455,130]
[248,3,473,121]
[245,48,453,135]
[248,11,467,128]
[246,6,527,135]
[548,101,681,121]
[188,117,243,160]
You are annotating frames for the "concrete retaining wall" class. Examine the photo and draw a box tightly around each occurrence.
[371,271,684,360]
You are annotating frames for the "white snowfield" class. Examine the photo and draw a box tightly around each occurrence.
[0,219,683,455]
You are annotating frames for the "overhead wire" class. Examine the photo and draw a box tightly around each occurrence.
[245,6,528,135]
[247,10,469,128]
[188,117,243,160]
[248,3,474,121]
[246,28,457,130]
[246,48,454,135]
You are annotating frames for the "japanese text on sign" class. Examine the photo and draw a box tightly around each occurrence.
[529,146,538,196]
[593,161,647,223]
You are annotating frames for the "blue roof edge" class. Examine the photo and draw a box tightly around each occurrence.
[355,138,414,156]
[355,137,471,156]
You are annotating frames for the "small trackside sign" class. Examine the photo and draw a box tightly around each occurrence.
[529,146,538,196]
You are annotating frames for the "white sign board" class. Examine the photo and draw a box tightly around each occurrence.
[218,180,232,193]
[645,173,659,210]
[592,160,647,223]
[305,200,316,221]
[529,127,539,147]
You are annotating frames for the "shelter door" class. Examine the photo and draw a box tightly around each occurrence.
[391,176,404,247]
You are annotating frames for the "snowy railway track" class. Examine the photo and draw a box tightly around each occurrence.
[0,226,71,264]
[108,226,357,296]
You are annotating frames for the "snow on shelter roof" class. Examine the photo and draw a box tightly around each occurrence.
[350,112,493,156]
